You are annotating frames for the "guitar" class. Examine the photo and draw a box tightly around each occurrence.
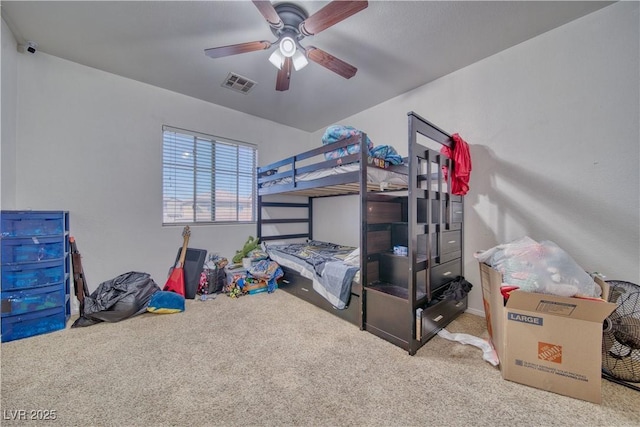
[163,226,190,296]
[69,236,90,316]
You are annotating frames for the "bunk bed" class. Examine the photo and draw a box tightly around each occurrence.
[257,112,467,355]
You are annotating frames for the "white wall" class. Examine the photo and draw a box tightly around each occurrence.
[312,2,640,315]
[4,3,639,317]
[1,17,19,209]
[7,47,311,309]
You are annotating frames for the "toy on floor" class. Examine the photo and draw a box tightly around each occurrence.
[232,236,260,264]
[224,260,284,298]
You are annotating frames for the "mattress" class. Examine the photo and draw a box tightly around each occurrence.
[264,241,361,309]
[260,162,451,193]
[260,162,408,190]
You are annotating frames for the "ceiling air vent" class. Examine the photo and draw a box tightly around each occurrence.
[221,72,256,94]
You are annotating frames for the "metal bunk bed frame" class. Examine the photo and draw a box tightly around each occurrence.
[257,112,467,355]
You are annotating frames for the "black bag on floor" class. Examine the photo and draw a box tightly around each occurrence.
[441,276,473,302]
[71,271,160,328]
[203,267,226,294]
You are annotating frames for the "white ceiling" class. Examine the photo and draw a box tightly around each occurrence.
[2,1,613,132]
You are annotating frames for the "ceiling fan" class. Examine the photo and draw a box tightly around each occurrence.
[205,0,368,91]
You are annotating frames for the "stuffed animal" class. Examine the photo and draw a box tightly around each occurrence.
[232,236,261,264]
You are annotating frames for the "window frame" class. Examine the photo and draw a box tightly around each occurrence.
[162,125,257,226]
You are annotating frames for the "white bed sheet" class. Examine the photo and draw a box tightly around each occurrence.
[261,163,408,188]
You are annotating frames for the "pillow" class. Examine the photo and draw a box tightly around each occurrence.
[343,248,360,266]
[147,290,185,314]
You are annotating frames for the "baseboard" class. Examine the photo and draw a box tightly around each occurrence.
[464,307,484,317]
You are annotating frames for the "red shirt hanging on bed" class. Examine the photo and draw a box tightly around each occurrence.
[440,133,472,196]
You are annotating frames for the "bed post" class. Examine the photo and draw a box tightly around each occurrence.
[407,114,419,355]
[359,131,368,331]
[308,197,313,241]
[257,194,263,241]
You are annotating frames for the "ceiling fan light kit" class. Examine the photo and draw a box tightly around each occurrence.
[268,49,284,69]
[291,50,308,71]
[279,36,296,57]
[269,36,308,71]
[204,0,368,91]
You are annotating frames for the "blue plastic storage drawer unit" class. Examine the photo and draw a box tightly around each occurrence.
[1,236,66,263]
[1,284,67,317]
[1,210,70,342]
[1,211,67,238]
[1,307,68,342]
[1,259,65,291]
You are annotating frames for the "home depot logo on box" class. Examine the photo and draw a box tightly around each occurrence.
[538,341,562,363]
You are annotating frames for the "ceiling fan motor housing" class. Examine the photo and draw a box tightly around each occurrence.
[270,3,309,39]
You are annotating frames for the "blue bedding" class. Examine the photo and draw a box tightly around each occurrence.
[322,125,373,160]
[322,125,403,165]
[264,240,358,309]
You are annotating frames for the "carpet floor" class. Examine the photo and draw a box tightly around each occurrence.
[1,289,639,426]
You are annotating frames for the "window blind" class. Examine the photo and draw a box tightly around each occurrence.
[162,126,256,224]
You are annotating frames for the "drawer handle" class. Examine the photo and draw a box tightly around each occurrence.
[455,301,464,308]
[455,211,463,214]
[283,280,290,284]
[443,271,452,276]
[301,287,309,292]
[433,315,444,322]
[447,240,456,244]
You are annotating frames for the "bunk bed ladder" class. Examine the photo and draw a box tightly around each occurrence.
[407,112,456,355]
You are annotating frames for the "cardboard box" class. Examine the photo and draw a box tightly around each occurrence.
[243,281,277,295]
[479,262,617,403]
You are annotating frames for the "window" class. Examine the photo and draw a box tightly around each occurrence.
[162,126,257,225]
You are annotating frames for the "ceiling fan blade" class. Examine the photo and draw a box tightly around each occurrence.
[204,41,272,59]
[252,1,284,30]
[306,47,357,79]
[299,1,368,36]
[276,57,292,91]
